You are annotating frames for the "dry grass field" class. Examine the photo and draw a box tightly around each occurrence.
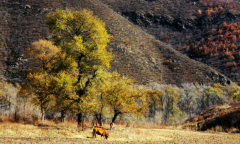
[0,121,239,144]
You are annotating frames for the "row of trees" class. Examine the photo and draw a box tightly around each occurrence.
[146,82,240,124]
[1,80,239,125]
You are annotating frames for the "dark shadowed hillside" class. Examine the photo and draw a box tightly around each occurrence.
[0,0,234,86]
[100,0,240,85]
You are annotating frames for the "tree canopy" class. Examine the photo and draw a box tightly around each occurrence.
[46,8,113,69]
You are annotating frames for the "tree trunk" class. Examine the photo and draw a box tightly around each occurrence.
[40,104,45,122]
[95,114,99,123]
[41,108,45,122]
[153,102,156,117]
[14,106,18,122]
[201,93,205,110]
[95,113,102,125]
[61,110,66,123]
[112,111,121,123]
[95,93,103,125]
[77,113,83,125]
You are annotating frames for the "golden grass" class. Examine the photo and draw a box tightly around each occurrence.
[0,120,240,143]
[0,115,14,123]
[0,120,174,142]
[37,120,77,127]
[0,122,76,138]
[107,128,173,141]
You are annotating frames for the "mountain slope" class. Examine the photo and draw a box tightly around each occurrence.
[0,0,232,86]
[99,0,240,85]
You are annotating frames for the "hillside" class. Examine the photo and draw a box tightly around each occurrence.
[100,0,240,85]
[0,0,234,86]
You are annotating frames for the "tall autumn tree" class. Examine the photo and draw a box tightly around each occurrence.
[162,85,181,123]
[102,72,148,124]
[46,8,113,124]
[21,9,113,123]
[21,40,62,121]
[86,70,148,124]
[84,69,115,124]
[146,90,163,118]
[180,83,197,116]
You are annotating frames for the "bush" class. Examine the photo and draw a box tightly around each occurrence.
[0,81,41,124]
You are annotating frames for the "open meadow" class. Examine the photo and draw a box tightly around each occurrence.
[0,121,239,144]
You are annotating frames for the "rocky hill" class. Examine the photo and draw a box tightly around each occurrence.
[0,0,235,86]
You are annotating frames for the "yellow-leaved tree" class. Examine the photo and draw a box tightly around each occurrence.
[162,85,182,123]
[146,90,163,118]
[85,69,148,125]
[226,83,240,102]
[102,72,148,124]
[21,8,113,123]
[21,40,62,121]
[47,8,113,123]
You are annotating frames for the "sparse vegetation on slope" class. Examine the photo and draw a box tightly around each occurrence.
[0,0,233,86]
[100,0,240,84]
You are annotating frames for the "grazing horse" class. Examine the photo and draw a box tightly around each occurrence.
[92,127,108,139]
[92,121,98,129]
[110,122,114,130]
[78,123,87,131]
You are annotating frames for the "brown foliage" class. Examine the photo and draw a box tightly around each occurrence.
[164,60,172,65]
[187,21,240,69]
[164,35,169,42]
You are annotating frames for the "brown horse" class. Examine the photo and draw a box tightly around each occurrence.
[92,127,108,139]
[92,121,98,129]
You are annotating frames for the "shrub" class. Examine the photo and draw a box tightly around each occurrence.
[0,81,41,124]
